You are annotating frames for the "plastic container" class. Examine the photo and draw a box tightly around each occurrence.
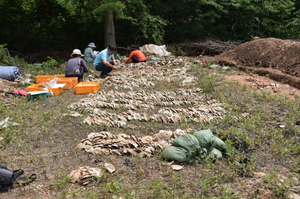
[54,74,65,78]
[75,82,100,94]
[35,75,55,83]
[48,84,65,96]
[45,78,73,89]
[65,77,78,86]
[27,84,47,91]
[56,78,73,89]
[55,74,78,86]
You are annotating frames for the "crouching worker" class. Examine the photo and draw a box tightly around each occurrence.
[65,49,88,83]
[84,42,97,63]
[94,45,118,78]
[125,44,146,64]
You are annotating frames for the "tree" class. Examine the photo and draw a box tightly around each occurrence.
[146,0,297,42]
[58,0,166,48]
[104,9,116,47]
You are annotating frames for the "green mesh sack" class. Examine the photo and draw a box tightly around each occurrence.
[213,136,228,154]
[209,148,222,160]
[171,134,200,152]
[197,148,208,161]
[162,145,192,164]
[193,129,215,152]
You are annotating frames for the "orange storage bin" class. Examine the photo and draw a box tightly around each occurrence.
[36,75,55,83]
[56,79,73,89]
[75,82,100,94]
[27,84,47,91]
[66,77,78,86]
[49,87,63,96]
[55,74,65,78]
[48,84,65,96]
[46,77,74,89]
[57,77,78,86]
[55,75,78,86]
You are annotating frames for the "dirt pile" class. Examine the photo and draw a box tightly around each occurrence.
[218,37,300,77]
[202,37,300,89]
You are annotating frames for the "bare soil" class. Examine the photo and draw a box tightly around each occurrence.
[205,37,300,90]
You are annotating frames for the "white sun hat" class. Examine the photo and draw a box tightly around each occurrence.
[70,49,84,57]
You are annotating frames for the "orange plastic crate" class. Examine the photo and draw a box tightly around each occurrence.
[60,77,78,86]
[45,78,73,90]
[55,74,78,86]
[56,79,73,89]
[54,74,65,78]
[75,82,100,94]
[48,84,65,96]
[27,84,47,91]
[36,75,55,83]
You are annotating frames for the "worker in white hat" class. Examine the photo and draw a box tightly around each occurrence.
[84,42,97,63]
[65,49,88,83]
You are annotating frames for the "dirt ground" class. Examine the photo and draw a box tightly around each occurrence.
[0,79,21,104]
[1,37,300,103]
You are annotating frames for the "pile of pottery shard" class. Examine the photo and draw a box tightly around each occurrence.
[76,129,189,157]
[68,88,226,127]
[85,57,196,90]
[69,164,115,185]
[69,56,226,127]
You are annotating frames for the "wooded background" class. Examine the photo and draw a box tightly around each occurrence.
[1,0,300,55]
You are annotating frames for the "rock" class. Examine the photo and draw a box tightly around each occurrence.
[253,172,266,178]
[208,64,220,69]
[171,165,184,171]
[289,193,300,199]
[104,163,116,173]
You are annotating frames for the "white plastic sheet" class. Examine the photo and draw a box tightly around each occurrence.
[140,44,171,56]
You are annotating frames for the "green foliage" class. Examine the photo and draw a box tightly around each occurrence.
[147,0,298,42]
[199,74,217,94]
[82,191,101,199]
[286,10,300,39]
[52,176,72,189]
[1,0,300,53]
[132,14,167,44]
[104,180,123,193]
[264,171,294,197]
[93,0,127,20]
[24,58,63,75]
[0,44,7,61]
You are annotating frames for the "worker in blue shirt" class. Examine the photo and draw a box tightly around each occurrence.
[93,45,118,78]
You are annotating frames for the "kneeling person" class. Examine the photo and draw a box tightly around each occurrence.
[94,45,118,78]
[125,44,146,64]
[65,49,88,83]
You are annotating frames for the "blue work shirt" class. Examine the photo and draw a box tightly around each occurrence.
[93,48,114,69]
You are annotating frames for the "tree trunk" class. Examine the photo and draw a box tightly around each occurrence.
[104,9,116,48]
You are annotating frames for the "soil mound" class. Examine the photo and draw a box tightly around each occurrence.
[208,37,300,89]
[218,37,300,77]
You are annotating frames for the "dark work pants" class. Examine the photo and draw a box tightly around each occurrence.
[132,56,139,63]
[66,68,84,83]
[95,62,114,76]
[132,56,146,63]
